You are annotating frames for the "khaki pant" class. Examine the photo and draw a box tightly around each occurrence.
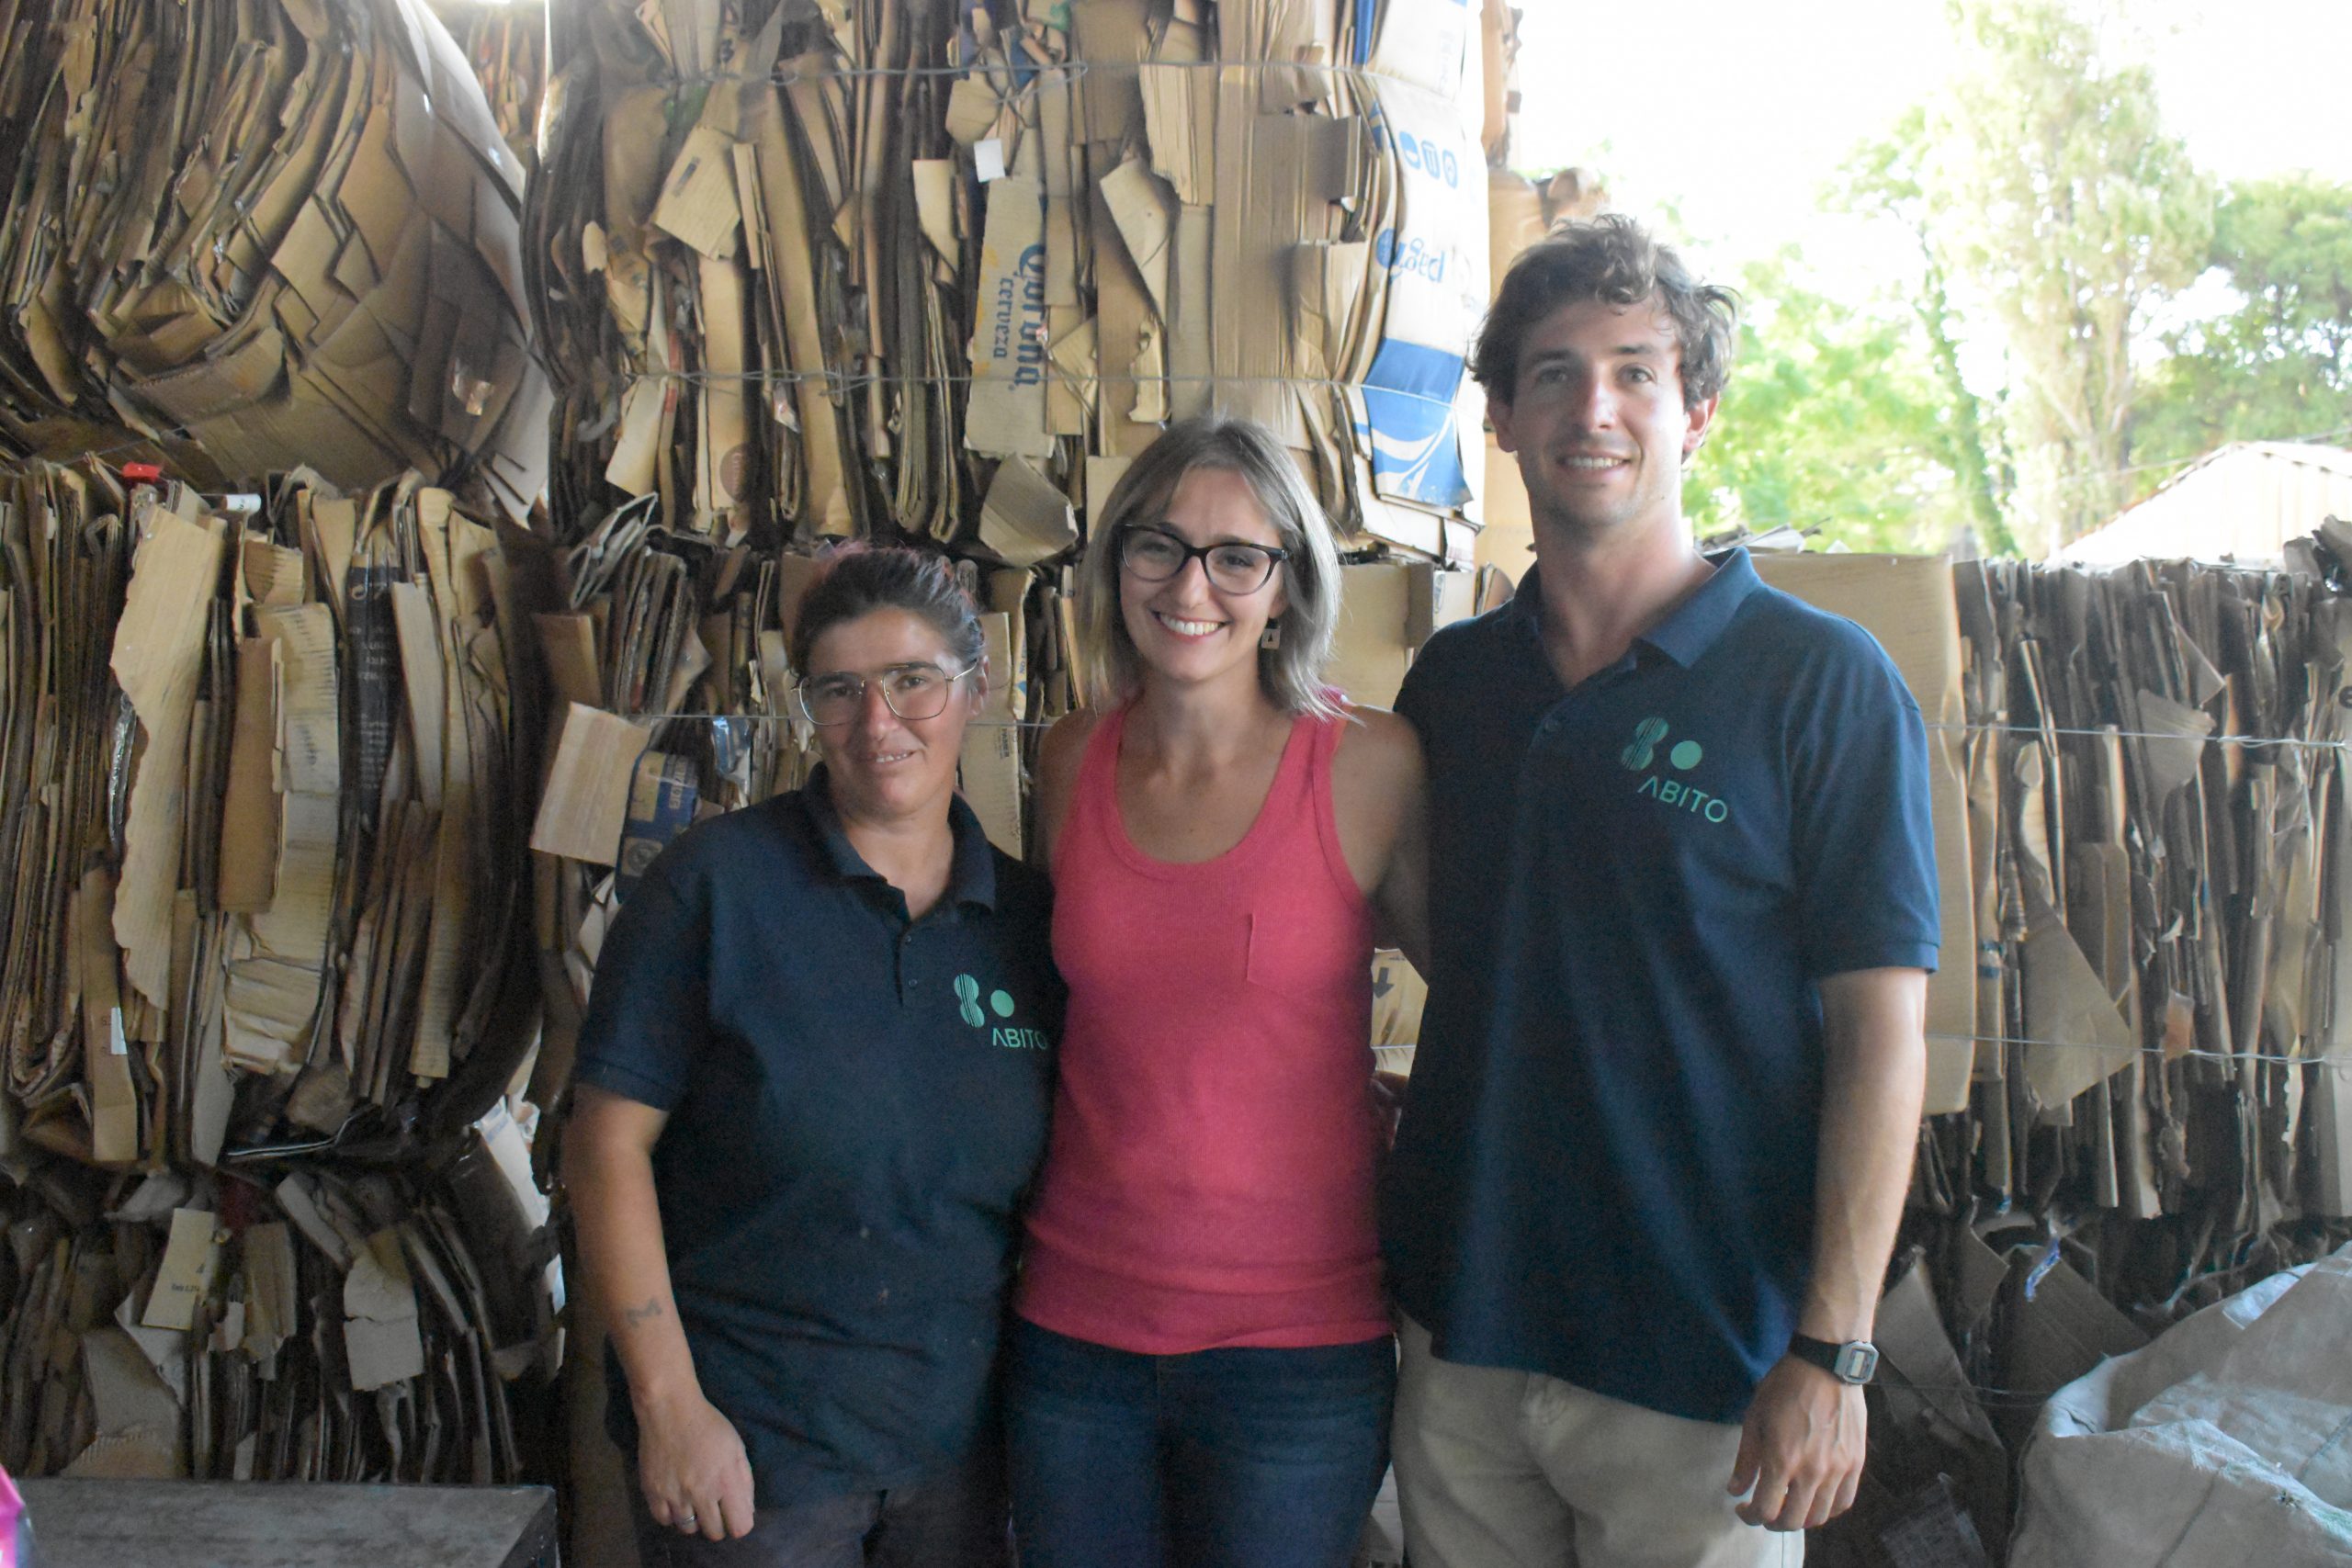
[1393,1315,1800,1568]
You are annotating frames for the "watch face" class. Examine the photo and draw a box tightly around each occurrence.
[1833,1343,1879,1383]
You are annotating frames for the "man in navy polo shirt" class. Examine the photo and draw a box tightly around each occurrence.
[1384,215,1939,1566]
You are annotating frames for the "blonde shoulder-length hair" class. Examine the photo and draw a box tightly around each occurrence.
[1074,415,1345,719]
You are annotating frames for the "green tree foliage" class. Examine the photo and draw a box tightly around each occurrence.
[2129,175,2352,479]
[1840,109,2015,556]
[1921,0,2211,550]
[1685,253,1987,554]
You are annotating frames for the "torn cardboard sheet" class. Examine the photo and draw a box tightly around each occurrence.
[0,0,549,516]
[141,1208,224,1333]
[345,1226,428,1392]
[110,508,227,1008]
[978,458,1079,567]
[531,705,656,865]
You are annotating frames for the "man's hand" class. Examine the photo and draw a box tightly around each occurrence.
[1727,1355,1864,1531]
[637,1385,757,1540]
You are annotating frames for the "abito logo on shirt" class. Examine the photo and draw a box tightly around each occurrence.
[1619,717,1729,824]
[954,974,1047,1050]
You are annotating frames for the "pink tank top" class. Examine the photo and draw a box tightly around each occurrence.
[1016,703,1386,1353]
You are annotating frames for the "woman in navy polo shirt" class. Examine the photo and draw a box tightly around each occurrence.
[565,547,1059,1566]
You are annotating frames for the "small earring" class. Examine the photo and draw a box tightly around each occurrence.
[1260,620,1283,650]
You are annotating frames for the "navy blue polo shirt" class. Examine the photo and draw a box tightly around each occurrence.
[1384,547,1938,1423]
[575,772,1060,1505]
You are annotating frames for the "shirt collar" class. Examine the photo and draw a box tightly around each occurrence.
[1506,546,1762,669]
[800,765,1000,913]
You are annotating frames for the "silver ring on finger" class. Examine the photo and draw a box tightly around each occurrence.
[677,1510,697,1530]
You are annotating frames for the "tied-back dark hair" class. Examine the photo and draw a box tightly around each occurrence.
[786,545,987,676]
[1473,214,1740,411]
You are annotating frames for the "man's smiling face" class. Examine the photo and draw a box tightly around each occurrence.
[1490,295,1718,547]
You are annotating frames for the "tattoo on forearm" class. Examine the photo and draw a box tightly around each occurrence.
[624,1295,664,1327]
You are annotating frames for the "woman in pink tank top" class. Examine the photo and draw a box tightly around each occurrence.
[1005,416,1427,1568]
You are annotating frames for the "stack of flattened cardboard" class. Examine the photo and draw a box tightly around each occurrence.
[1760,545,2352,1234]
[530,0,979,545]
[0,454,560,1485]
[0,457,543,1183]
[433,0,550,183]
[1947,548,2352,1235]
[528,0,1496,556]
[515,0,1505,1010]
[1758,541,2352,1564]
[0,1107,557,1484]
[0,0,550,520]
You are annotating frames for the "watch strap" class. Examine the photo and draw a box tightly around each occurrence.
[1786,1333,1879,1385]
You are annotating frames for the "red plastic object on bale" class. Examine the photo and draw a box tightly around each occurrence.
[0,1463,29,1566]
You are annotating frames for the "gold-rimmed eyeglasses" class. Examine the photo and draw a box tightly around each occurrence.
[794,661,977,727]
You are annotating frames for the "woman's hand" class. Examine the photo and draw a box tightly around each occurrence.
[636,1385,757,1540]
[566,1088,755,1541]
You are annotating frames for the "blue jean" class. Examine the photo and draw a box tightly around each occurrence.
[626,1443,1009,1568]
[1005,1317,1395,1568]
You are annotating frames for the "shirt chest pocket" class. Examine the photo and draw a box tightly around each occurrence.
[1244,902,1361,1000]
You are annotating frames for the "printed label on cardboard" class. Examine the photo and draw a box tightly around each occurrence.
[1355,73,1487,511]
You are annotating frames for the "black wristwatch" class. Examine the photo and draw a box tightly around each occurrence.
[1787,1333,1879,1385]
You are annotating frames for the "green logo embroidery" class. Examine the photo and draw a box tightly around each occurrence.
[1621,716,1668,770]
[1623,720,1729,822]
[955,975,1047,1048]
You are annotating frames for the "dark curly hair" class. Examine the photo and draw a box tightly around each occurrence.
[1473,215,1740,411]
[786,545,985,676]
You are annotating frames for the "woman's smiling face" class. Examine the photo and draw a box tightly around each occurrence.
[1118,465,1290,694]
[804,607,982,827]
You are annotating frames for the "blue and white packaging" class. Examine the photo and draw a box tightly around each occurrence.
[1352,0,1487,514]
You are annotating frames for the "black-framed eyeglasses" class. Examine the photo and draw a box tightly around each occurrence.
[1117,525,1289,594]
[794,661,977,727]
